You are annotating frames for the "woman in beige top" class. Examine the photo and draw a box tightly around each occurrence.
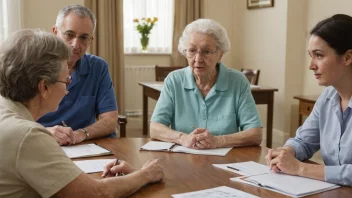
[0,29,163,198]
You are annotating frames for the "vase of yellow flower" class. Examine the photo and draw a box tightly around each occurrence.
[133,17,158,52]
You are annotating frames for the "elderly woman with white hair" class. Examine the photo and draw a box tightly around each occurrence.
[150,19,262,149]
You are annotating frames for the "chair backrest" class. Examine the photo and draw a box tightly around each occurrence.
[155,65,186,81]
[241,68,260,85]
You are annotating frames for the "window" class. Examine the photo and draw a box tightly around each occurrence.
[0,0,21,44]
[0,0,9,43]
[123,0,174,54]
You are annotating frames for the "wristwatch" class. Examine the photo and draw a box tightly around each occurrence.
[80,128,89,140]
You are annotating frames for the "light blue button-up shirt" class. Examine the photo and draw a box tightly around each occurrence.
[151,63,262,135]
[285,86,352,186]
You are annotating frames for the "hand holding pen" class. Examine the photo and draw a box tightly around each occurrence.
[46,121,75,145]
[102,158,136,178]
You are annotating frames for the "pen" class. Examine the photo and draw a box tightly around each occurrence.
[61,121,75,144]
[113,159,124,176]
[62,121,68,127]
[226,166,240,171]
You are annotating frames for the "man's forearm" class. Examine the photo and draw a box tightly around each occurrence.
[84,117,117,139]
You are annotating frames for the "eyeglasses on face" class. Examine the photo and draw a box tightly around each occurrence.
[57,75,72,87]
[183,48,218,58]
[58,28,93,44]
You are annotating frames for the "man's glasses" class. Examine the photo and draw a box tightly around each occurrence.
[57,75,72,87]
[183,48,218,58]
[58,28,93,45]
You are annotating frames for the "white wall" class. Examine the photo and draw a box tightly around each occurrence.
[21,0,83,30]
[234,0,288,134]
[303,0,352,95]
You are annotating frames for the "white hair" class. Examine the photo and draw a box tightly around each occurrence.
[55,5,97,34]
[178,19,231,54]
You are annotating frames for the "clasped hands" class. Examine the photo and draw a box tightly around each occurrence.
[180,128,219,149]
[47,125,86,146]
[265,146,302,176]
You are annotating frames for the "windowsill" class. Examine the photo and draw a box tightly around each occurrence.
[124,52,171,56]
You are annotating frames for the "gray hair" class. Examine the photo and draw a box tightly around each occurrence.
[55,4,97,34]
[0,29,72,102]
[178,19,231,54]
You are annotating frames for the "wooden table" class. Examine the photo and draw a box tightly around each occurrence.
[294,95,319,126]
[85,137,351,197]
[139,82,278,148]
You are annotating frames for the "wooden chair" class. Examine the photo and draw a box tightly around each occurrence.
[96,114,127,137]
[117,115,127,137]
[155,65,186,81]
[241,68,260,85]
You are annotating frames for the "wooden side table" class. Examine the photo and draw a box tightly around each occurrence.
[293,95,319,126]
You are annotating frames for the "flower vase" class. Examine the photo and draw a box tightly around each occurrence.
[140,36,149,53]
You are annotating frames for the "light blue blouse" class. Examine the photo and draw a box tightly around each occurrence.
[151,63,262,135]
[285,86,352,186]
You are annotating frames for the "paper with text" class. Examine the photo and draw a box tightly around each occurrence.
[172,186,259,198]
[61,143,111,158]
[74,159,116,173]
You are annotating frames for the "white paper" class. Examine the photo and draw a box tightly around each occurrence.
[245,173,339,197]
[173,146,232,156]
[212,164,248,176]
[140,141,175,151]
[74,159,116,173]
[172,186,259,198]
[229,162,341,198]
[61,143,111,158]
[213,161,270,176]
[140,141,232,156]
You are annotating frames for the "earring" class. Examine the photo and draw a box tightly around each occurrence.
[43,95,47,99]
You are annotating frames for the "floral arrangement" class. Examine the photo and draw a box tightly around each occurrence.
[133,17,158,51]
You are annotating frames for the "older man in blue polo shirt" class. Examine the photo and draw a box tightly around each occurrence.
[37,5,118,145]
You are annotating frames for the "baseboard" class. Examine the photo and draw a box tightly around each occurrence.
[125,110,153,117]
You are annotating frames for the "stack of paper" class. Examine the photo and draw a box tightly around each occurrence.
[141,141,232,156]
[214,161,340,197]
[61,143,112,158]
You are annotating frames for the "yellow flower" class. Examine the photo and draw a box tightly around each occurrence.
[133,18,139,23]
[134,17,158,37]
[153,17,158,22]
[147,18,151,22]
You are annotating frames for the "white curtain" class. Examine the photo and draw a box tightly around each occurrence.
[123,0,174,53]
[0,0,21,44]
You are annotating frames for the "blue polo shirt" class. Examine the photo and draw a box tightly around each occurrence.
[151,63,262,135]
[38,54,118,136]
